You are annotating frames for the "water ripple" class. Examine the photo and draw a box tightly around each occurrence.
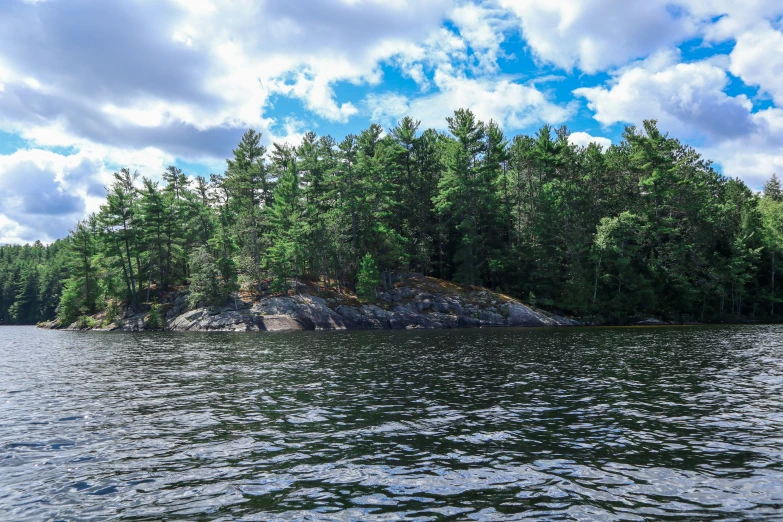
[1,325,783,520]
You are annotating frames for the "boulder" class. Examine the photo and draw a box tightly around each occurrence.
[457,315,481,327]
[259,315,308,331]
[416,298,432,312]
[252,295,352,330]
[118,313,147,332]
[502,302,553,327]
[478,310,505,325]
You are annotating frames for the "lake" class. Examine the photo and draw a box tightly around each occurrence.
[1,325,783,520]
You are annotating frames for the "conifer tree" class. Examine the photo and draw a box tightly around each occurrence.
[98,168,140,312]
[764,173,783,202]
[267,143,304,293]
[224,129,269,289]
[356,253,380,299]
[6,112,783,325]
[434,109,486,285]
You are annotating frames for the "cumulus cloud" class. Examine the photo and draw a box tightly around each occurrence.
[499,0,700,73]
[681,0,783,42]
[700,107,783,188]
[366,93,412,127]
[367,67,573,131]
[0,149,108,244]
[0,0,453,159]
[3,0,783,241]
[574,50,783,184]
[574,50,756,141]
[449,3,511,73]
[729,23,783,105]
[568,132,611,149]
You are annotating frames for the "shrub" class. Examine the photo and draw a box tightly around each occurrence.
[76,315,98,330]
[146,304,163,330]
[103,300,120,327]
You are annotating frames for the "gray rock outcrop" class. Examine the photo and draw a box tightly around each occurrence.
[46,274,582,332]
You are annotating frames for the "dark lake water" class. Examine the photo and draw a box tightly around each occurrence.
[2,325,783,520]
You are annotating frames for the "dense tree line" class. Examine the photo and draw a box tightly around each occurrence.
[0,240,67,324]
[3,110,783,325]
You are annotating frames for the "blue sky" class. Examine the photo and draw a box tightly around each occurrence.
[1,0,782,243]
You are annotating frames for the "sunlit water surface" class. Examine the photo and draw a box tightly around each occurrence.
[2,325,783,520]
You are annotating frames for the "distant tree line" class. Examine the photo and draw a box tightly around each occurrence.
[2,110,783,325]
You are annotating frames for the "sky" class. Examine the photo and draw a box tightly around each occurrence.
[1,0,783,244]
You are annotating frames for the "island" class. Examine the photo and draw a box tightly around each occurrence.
[0,110,781,329]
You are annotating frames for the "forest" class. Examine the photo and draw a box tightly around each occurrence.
[2,109,783,326]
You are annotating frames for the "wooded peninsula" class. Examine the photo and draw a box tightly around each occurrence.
[2,109,782,327]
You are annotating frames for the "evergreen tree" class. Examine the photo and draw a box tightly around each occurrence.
[434,109,486,285]
[4,113,783,326]
[356,253,380,299]
[59,218,100,323]
[267,143,304,293]
[98,169,140,312]
[764,174,783,202]
[223,129,269,290]
[187,247,232,308]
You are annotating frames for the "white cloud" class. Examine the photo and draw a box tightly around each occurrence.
[272,70,359,123]
[575,50,783,184]
[568,132,611,149]
[0,0,455,162]
[367,67,574,131]
[179,0,454,125]
[700,107,783,188]
[366,92,411,126]
[4,0,783,241]
[0,149,108,244]
[574,50,755,141]
[499,0,699,73]
[449,3,510,72]
[681,0,783,42]
[729,23,783,105]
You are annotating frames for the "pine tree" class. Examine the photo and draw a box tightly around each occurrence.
[1,107,779,326]
[764,173,783,202]
[267,143,304,293]
[98,169,140,312]
[187,247,232,308]
[356,253,380,299]
[434,109,486,285]
[223,129,269,290]
[63,218,100,317]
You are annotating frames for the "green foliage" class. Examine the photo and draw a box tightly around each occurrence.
[266,143,304,293]
[76,315,98,330]
[356,253,380,299]
[57,279,82,326]
[104,300,120,327]
[0,240,67,325]
[187,247,233,308]
[5,113,783,326]
[145,304,163,330]
[764,174,783,202]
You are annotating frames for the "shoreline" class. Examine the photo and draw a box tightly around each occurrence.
[39,274,583,333]
[32,273,754,333]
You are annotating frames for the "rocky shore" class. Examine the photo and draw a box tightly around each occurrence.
[39,274,580,332]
